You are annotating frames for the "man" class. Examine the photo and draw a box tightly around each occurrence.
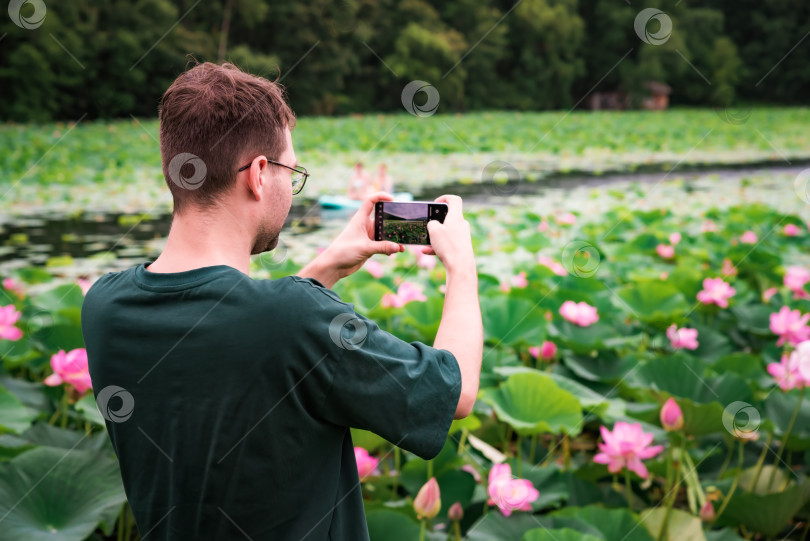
[82,61,482,540]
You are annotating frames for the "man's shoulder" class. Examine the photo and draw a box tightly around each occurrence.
[84,266,137,302]
[81,266,351,314]
[282,276,347,306]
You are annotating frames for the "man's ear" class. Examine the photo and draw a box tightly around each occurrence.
[245,155,268,201]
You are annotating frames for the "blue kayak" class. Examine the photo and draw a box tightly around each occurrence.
[318,192,414,210]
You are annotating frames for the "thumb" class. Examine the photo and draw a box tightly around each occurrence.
[369,240,403,256]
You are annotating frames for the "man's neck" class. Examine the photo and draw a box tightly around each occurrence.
[146,211,252,275]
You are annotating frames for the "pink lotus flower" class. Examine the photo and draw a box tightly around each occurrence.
[668,232,682,245]
[700,220,718,233]
[767,352,806,392]
[43,348,92,394]
[666,324,699,350]
[785,266,810,299]
[354,447,379,479]
[364,260,384,278]
[448,502,464,522]
[559,301,599,327]
[770,306,810,347]
[660,398,684,431]
[414,477,441,519]
[2,277,24,298]
[697,278,736,308]
[660,271,669,280]
[406,246,437,270]
[656,244,675,259]
[740,231,758,244]
[511,272,528,289]
[556,213,576,225]
[529,341,556,361]
[487,463,539,517]
[540,340,557,360]
[762,287,779,303]
[0,305,23,341]
[537,219,550,232]
[381,281,427,308]
[76,278,93,296]
[700,501,715,522]
[721,259,737,278]
[793,341,810,387]
[783,224,801,237]
[537,255,567,276]
[417,253,437,270]
[593,422,663,479]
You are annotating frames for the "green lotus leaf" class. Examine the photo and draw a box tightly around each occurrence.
[714,475,810,537]
[549,320,615,354]
[561,350,638,382]
[640,507,706,541]
[522,527,603,541]
[551,506,655,541]
[480,371,583,436]
[0,447,126,541]
[633,354,752,405]
[494,366,624,420]
[466,512,544,541]
[481,295,546,347]
[0,384,38,434]
[616,280,689,323]
[366,510,444,541]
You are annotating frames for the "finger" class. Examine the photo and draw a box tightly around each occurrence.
[433,194,463,219]
[368,240,403,256]
[421,246,436,256]
[356,191,394,221]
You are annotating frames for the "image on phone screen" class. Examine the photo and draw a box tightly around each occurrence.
[375,202,447,245]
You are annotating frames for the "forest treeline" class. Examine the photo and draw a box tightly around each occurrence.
[1,0,808,121]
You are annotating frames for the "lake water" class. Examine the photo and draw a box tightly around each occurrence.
[0,164,806,283]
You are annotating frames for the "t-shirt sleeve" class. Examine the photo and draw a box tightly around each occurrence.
[293,278,462,460]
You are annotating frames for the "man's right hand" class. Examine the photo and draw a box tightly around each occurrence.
[423,195,476,276]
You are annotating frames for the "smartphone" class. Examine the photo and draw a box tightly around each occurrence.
[374,201,448,245]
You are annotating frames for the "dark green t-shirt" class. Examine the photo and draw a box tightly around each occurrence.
[81,262,461,540]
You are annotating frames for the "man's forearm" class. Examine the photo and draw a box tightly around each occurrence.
[297,255,341,289]
[434,267,483,419]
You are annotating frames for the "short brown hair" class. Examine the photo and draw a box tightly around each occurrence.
[158,62,296,214]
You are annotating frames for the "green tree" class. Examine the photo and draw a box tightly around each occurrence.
[505,0,585,110]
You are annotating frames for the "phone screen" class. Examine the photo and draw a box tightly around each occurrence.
[374,202,448,245]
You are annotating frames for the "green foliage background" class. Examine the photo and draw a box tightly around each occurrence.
[2,0,808,121]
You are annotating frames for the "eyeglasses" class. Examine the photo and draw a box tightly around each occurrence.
[237,159,308,195]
